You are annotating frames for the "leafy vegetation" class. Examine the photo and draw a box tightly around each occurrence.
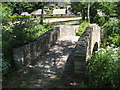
[71,2,118,26]
[87,46,120,88]
[2,17,53,76]
[86,14,119,88]
[2,3,13,26]
[103,18,119,47]
[76,21,90,36]
[71,2,120,88]
[2,1,120,88]
[2,2,43,15]
[2,59,11,76]
[10,15,32,19]
[71,2,88,20]
[2,3,53,77]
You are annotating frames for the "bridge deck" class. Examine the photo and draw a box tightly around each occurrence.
[28,36,79,88]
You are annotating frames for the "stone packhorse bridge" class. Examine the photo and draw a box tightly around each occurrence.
[73,24,101,74]
[13,24,101,87]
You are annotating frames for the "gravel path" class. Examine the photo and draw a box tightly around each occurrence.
[44,17,81,23]
[27,36,80,88]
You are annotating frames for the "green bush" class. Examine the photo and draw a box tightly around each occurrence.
[76,21,90,36]
[108,34,119,46]
[2,59,11,76]
[92,15,109,26]
[103,19,119,36]
[11,19,53,47]
[87,46,120,88]
[103,19,119,47]
[10,15,32,19]
[59,5,66,9]
[2,4,13,26]
[2,18,53,75]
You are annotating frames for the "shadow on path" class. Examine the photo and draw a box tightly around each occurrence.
[29,40,76,75]
[3,36,80,88]
[27,36,79,88]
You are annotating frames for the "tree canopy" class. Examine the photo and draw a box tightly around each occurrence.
[2,2,43,15]
[71,2,118,23]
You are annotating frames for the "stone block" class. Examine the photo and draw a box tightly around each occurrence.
[13,47,24,68]
[23,44,31,65]
[74,62,86,73]
[74,24,101,74]
[74,56,86,62]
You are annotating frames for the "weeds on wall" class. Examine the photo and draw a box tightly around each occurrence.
[76,21,90,36]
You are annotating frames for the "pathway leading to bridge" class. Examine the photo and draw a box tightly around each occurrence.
[27,36,79,88]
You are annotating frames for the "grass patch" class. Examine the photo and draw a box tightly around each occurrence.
[76,21,90,36]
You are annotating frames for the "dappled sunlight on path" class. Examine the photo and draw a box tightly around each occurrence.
[27,36,79,88]
[2,36,80,88]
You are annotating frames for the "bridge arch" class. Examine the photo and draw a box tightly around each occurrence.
[92,42,98,55]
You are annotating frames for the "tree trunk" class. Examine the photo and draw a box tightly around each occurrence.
[40,2,44,24]
[87,1,90,22]
[82,10,85,20]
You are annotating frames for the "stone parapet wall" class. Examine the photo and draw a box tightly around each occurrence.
[13,25,77,68]
[56,25,77,38]
[74,24,101,74]
[13,27,60,68]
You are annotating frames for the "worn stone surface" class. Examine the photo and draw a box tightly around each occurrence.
[13,27,60,68]
[11,24,102,88]
[13,25,79,68]
[58,25,76,37]
[13,24,101,75]
[29,36,79,74]
[26,36,79,88]
[73,24,101,74]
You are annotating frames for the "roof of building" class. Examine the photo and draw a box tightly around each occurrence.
[32,9,46,15]
[53,9,66,15]
[21,12,30,15]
